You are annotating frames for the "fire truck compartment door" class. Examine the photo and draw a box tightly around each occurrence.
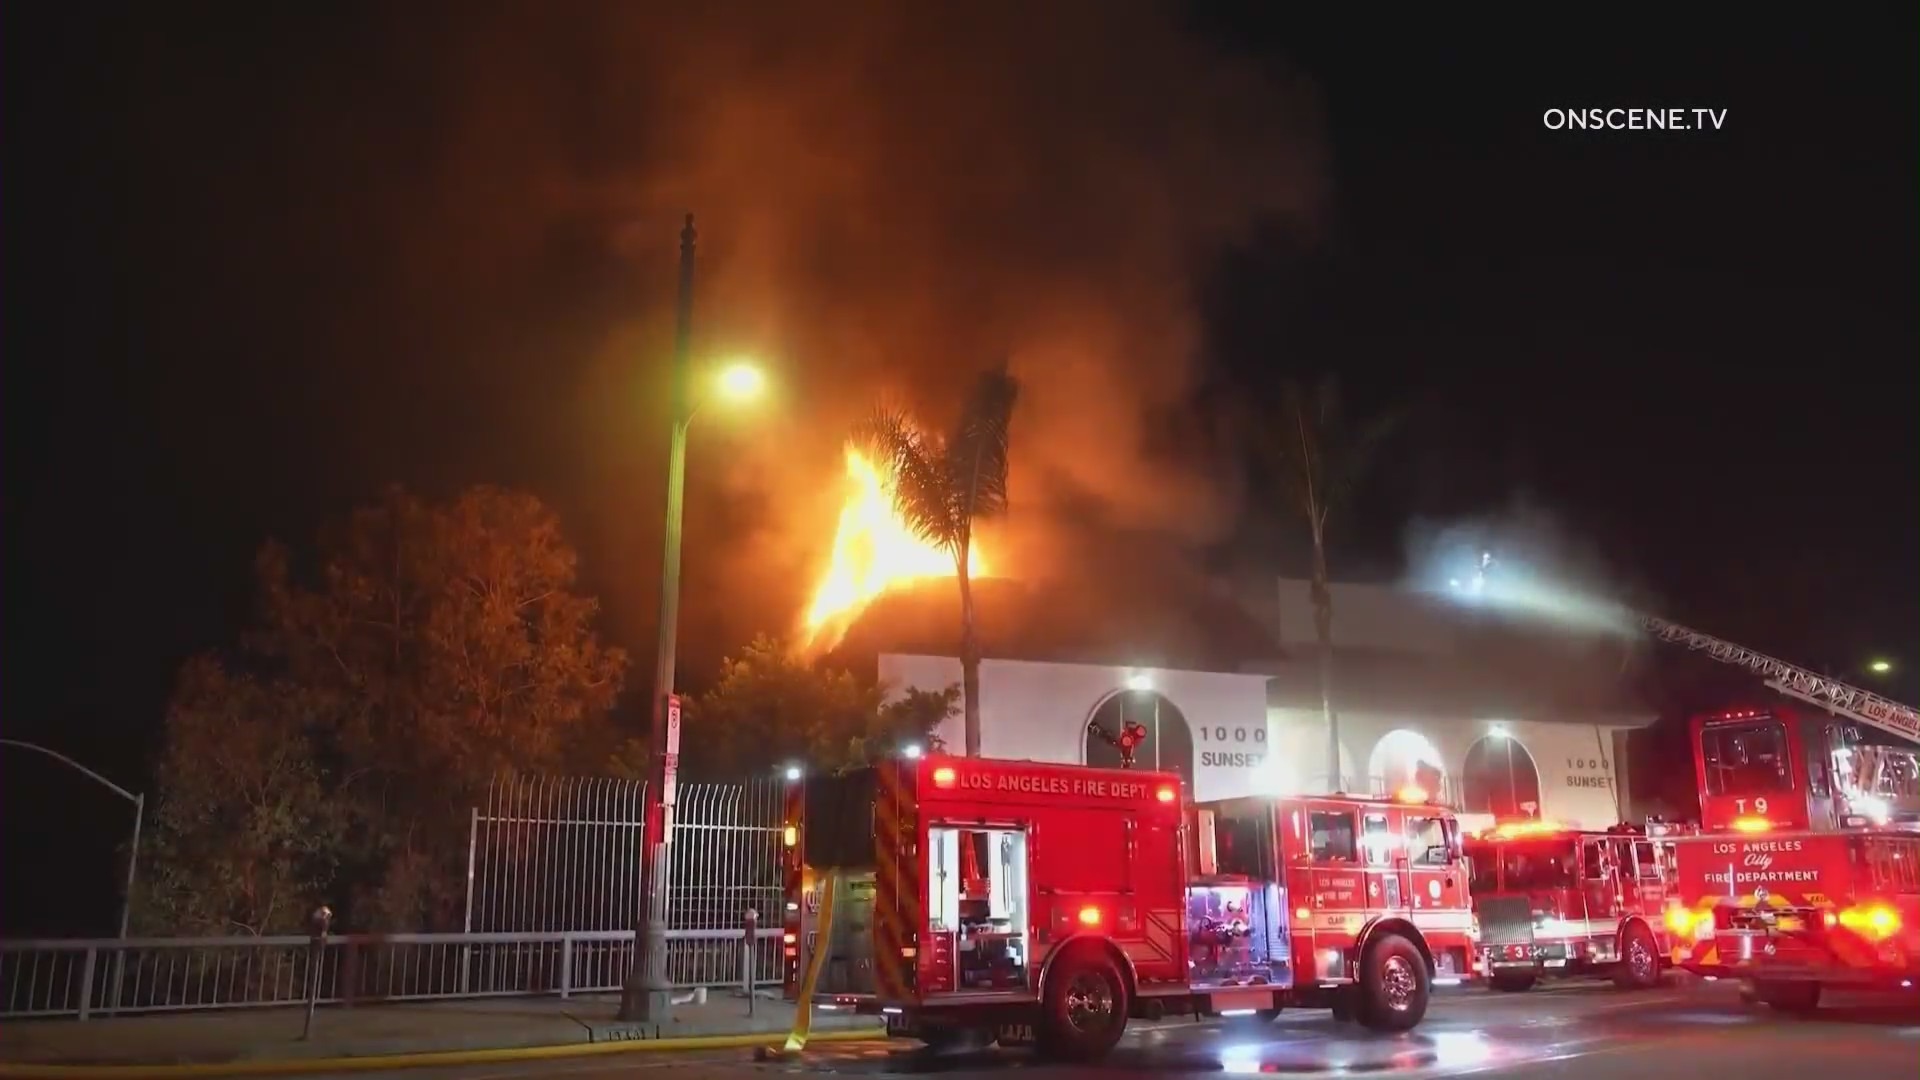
[815,872,878,995]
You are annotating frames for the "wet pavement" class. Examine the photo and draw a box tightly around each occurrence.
[268,980,1920,1079]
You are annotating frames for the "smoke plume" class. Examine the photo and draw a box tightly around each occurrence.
[256,2,1325,663]
[1400,498,1657,641]
[546,1,1323,633]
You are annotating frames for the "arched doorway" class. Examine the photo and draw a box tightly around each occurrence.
[1085,691,1194,791]
[1461,735,1543,819]
[1368,729,1448,800]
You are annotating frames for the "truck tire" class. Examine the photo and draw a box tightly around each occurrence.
[1489,972,1536,992]
[1356,933,1430,1032]
[1037,949,1130,1061]
[1754,980,1821,1015]
[1613,924,1661,990]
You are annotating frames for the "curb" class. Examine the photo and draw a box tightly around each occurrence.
[0,1026,888,1079]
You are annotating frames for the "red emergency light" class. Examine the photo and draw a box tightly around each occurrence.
[1729,816,1772,833]
[932,766,957,788]
[1156,785,1176,804]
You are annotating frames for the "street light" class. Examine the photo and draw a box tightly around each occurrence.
[717,360,765,402]
[624,218,774,1023]
[0,740,143,938]
[1870,659,1894,675]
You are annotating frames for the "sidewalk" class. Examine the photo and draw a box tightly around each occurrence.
[0,992,876,1067]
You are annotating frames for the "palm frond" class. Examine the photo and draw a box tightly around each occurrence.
[852,406,959,550]
[945,366,1019,535]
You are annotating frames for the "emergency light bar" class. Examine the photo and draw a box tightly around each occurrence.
[1481,820,1568,840]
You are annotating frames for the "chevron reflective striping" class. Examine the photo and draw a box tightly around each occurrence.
[1141,910,1181,962]
[870,762,914,1000]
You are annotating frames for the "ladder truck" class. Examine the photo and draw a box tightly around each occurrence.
[1633,617,1920,1009]
[1637,615,1919,834]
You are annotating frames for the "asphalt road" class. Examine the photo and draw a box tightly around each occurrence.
[299,981,1920,1080]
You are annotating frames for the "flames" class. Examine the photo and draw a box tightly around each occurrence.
[800,446,987,653]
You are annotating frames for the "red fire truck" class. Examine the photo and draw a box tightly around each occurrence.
[779,754,1473,1058]
[1662,828,1920,1010]
[1691,705,1920,834]
[1462,821,1671,991]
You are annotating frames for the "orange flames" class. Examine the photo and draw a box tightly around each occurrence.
[800,446,986,653]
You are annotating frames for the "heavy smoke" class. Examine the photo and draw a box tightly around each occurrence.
[540,1,1328,641]
[238,2,1324,664]
[1400,498,1655,641]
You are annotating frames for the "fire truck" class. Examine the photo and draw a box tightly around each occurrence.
[1637,615,1920,834]
[779,753,1473,1059]
[1690,705,1920,834]
[1462,821,1671,991]
[1639,620,1920,1006]
[1662,828,1920,1010]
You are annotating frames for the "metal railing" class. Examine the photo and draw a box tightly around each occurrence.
[0,927,780,1021]
[464,776,782,936]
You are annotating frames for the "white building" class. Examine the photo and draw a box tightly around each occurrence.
[867,577,1655,833]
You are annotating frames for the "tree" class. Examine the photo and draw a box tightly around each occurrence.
[855,366,1018,756]
[156,485,628,931]
[1256,376,1400,791]
[683,634,958,777]
[135,656,346,936]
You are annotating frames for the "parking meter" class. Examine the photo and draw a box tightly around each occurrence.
[301,904,333,1039]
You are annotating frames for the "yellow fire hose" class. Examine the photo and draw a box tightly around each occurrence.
[779,868,839,1053]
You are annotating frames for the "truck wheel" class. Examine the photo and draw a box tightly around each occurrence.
[1037,950,1130,1060]
[1612,924,1661,990]
[1357,933,1430,1032]
[1755,980,1821,1015]
[1489,973,1536,992]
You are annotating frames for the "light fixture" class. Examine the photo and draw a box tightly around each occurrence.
[902,743,923,760]
[1126,673,1153,692]
[1486,722,1509,740]
[783,764,802,782]
[717,360,765,401]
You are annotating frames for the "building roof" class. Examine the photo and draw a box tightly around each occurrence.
[1241,577,1655,725]
[823,575,1282,675]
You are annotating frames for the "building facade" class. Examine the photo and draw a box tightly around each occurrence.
[878,577,1655,832]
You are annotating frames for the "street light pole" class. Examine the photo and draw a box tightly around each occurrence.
[0,739,143,937]
[620,213,698,1023]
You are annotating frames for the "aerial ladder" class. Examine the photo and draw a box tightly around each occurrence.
[1637,615,1918,745]
[1457,552,1916,744]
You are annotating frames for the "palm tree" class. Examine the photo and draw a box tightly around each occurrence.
[856,366,1019,757]
[1257,376,1400,792]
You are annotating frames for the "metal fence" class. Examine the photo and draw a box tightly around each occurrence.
[0,928,781,1020]
[0,773,790,1021]
[465,775,783,935]
[465,775,649,933]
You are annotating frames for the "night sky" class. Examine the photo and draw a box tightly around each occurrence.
[4,4,1914,934]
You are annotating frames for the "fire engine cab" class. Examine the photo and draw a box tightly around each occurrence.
[1462,821,1671,991]
[1692,706,1920,834]
[779,753,1470,1059]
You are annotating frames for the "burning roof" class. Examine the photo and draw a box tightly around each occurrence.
[819,575,1282,675]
